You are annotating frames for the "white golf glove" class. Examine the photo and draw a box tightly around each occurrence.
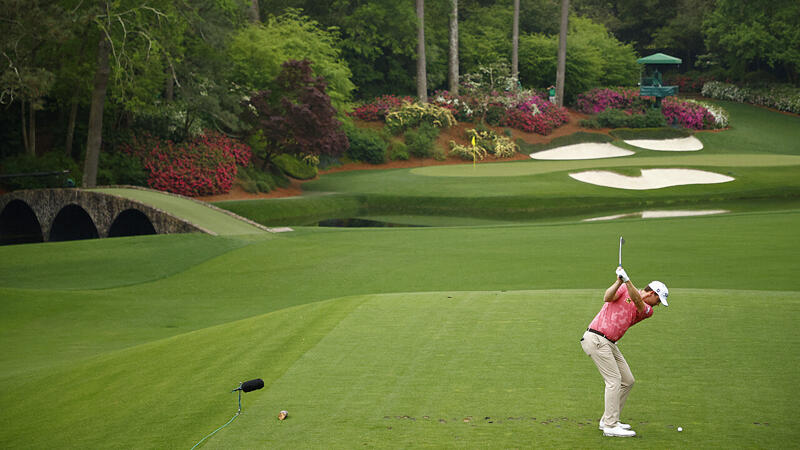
[616,266,629,282]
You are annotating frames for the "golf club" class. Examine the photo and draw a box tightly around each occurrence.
[618,236,625,266]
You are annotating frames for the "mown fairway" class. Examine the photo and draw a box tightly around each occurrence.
[1,102,799,448]
[2,209,800,448]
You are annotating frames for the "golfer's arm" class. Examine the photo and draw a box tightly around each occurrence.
[626,281,646,312]
[604,279,623,302]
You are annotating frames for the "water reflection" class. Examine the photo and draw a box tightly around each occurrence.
[317,218,426,228]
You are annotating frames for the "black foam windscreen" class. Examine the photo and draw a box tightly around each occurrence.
[240,378,264,393]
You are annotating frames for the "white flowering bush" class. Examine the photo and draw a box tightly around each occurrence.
[686,99,729,128]
[702,81,800,114]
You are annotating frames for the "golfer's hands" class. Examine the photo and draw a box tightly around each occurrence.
[616,266,630,282]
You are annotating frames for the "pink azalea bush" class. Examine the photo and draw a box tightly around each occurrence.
[123,131,252,197]
[501,95,570,135]
[575,88,646,114]
[576,87,726,130]
[661,98,717,129]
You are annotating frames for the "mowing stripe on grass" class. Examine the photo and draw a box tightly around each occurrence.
[5,289,788,448]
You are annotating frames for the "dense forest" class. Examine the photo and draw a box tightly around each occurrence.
[1,0,798,189]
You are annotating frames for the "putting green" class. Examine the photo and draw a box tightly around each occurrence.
[411,154,800,178]
[92,187,267,235]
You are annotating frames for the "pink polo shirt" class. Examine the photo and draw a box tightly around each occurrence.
[588,283,653,342]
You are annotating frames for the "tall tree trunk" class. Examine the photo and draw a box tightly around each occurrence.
[556,0,569,107]
[448,0,459,95]
[512,0,520,83]
[416,0,427,102]
[21,101,30,155]
[65,100,78,157]
[29,102,36,156]
[82,35,111,188]
[249,0,259,23]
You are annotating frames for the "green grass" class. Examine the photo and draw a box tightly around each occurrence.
[695,100,800,155]
[2,101,800,448]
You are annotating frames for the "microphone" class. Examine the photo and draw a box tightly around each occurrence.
[232,378,264,393]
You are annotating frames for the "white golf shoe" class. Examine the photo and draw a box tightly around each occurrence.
[603,425,636,437]
[598,421,632,431]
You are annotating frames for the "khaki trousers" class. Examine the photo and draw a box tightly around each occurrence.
[580,330,635,427]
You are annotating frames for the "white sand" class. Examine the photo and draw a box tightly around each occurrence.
[584,209,729,221]
[530,143,634,160]
[267,227,294,232]
[569,168,734,190]
[623,136,704,151]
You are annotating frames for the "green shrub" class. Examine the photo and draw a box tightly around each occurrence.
[236,164,290,193]
[579,118,601,129]
[0,152,81,190]
[345,126,387,164]
[97,152,147,186]
[272,153,318,180]
[484,104,506,126]
[388,142,409,161]
[609,127,692,140]
[404,123,440,158]
[385,102,457,134]
[317,154,342,170]
[518,17,639,103]
[595,108,666,128]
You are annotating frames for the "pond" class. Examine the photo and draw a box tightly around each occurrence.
[317,218,427,228]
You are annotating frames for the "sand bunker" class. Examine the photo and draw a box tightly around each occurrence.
[530,143,634,160]
[569,168,734,190]
[584,209,729,221]
[623,136,703,151]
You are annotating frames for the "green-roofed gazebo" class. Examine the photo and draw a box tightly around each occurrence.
[637,52,682,107]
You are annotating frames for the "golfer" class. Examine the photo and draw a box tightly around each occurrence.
[580,266,669,437]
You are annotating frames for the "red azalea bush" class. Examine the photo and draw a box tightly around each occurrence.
[123,131,251,197]
[665,73,718,93]
[349,94,415,121]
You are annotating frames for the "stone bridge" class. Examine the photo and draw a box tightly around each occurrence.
[0,188,209,245]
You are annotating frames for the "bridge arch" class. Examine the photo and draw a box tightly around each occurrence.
[0,199,44,245]
[49,204,99,242]
[0,187,263,246]
[108,209,156,238]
